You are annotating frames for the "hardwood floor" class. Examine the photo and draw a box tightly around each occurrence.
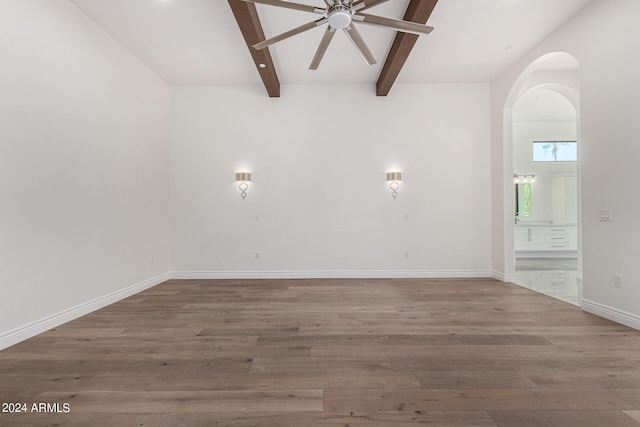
[1,278,640,426]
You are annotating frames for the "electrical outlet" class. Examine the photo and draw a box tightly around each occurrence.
[600,209,612,222]
[614,274,623,288]
[255,214,260,221]
[150,257,155,265]
[255,252,260,260]
[404,251,410,259]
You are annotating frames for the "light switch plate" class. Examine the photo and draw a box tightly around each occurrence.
[599,209,612,222]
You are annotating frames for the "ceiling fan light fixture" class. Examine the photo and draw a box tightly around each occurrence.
[239,0,435,71]
[328,10,352,30]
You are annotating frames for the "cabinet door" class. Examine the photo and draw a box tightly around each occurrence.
[514,228,530,251]
[529,228,547,251]
[568,227,578,250]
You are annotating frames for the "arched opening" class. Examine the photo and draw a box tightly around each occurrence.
[502,52,582,305]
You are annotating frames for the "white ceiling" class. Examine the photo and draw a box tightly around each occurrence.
[513,88,577,123]
[69,0,593,86]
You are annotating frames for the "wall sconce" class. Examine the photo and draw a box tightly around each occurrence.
[386,172,402,200]
[513,174,536,184]
[235,172,252,200]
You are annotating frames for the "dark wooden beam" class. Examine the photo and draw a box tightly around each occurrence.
[228,0,280,97]
[376,0,438,96]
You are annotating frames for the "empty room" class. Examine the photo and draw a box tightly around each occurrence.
[1,0,640,426]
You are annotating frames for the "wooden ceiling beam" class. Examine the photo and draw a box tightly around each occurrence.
[376,0,438,96]
[228,0,280,97]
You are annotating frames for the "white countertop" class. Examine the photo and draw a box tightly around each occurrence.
[515,223,577,227]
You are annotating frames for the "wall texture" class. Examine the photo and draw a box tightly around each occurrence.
[0,0,171,347]
[170,84,492,278]
[491,0,640,327]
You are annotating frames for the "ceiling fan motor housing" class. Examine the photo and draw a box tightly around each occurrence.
[328,4,352,30]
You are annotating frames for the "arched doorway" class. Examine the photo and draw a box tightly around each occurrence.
[503,52,582,305]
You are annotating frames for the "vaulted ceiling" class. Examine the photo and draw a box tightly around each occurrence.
[228,0,439,96]
[70,0,593,95]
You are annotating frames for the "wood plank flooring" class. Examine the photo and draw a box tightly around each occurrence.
[1,278,640,426]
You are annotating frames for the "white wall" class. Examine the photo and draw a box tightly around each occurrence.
[170,84,492,278]
[491,0,640,327]
[0,0,171,348]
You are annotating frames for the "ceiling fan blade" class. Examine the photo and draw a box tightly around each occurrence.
[352,0,392,12]
[253,18,328,50]
[238,0,325,15]
[343,24,376,66]
[354,13,434,36]
[309,26,337,70]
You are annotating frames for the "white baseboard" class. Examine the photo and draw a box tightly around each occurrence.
[0,272,171,351]
[582,299,640,331]
[492,271,516,283]
[171,270,494,280]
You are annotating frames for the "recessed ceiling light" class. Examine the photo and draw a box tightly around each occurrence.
[505,45,513,51]
[258,63,266,69]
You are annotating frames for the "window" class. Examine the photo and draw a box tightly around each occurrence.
[533,141,577,162]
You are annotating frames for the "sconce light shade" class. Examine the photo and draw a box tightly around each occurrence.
[236,172,252,182]
[386,171,402,200]
[235,172,252,200]
[386,172,402,182]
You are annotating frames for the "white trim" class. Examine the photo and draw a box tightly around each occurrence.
[492,270,516,283]
[582,299,640,331]
[0,272,171,351]
[515,250,578,259]
[171,270,494,280]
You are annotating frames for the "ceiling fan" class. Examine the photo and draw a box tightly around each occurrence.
[238,0,434,69]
